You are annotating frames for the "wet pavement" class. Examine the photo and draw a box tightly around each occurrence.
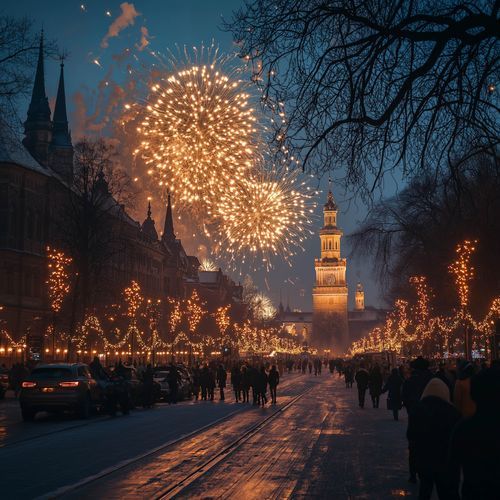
[0,373,418,499]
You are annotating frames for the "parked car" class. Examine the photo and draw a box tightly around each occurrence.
[19,363,103,421]
[153,365,192,401]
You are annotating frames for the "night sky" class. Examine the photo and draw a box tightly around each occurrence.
[5,0,401,311]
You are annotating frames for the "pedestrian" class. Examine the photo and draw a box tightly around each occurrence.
[369,364,383,408]
[208,366,216,401]
[216,364,227,401]
[329,359,335,374]
[200,364,209,400]
[344,364,354,388]
[449,367,500,500]
[308,361,313,374]
[355,364,370,408]
[240,365,250,403]
[402,357,433,483]
[407,378,461,500]
[268,365,280,404]
[231,364,241,402]
[142,364,154,408]
[453,360,476,417]
[167,363,180,404]
[192,365,201,401]
[382,368,404,420]
[249,365,259,405]
[258,366,268,406]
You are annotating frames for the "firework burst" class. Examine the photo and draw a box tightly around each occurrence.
[250,292,277,321]
[209,165,315,269]
[133,46,258,215]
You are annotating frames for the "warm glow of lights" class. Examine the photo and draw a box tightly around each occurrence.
[199,258,218,272]
[46,247,72,313]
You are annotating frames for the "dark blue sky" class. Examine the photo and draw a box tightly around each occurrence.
[6,1,398,310]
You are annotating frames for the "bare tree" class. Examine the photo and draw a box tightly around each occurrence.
[349,153,500,315]
[227,1,499,195]
[0,16,57,128]
[58,138,135,331]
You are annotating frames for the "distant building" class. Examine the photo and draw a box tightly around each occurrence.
[278,192,387,355]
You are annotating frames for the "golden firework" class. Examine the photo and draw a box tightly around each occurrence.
[133,47,258,214]
[209,166,315,269]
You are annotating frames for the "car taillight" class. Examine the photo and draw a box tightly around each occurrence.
[59,381,79,388]
[22,381,37,388]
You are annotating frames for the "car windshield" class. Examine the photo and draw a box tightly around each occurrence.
[31,367,73,379]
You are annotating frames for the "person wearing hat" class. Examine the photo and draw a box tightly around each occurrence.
[407,378,461,499]
[453,360,476,417]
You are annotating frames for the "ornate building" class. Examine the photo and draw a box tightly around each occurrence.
[278,192,387,355]
[0,33,243,362]
[312,190,349,351]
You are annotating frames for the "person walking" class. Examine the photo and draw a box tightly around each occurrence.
[382,368,404,421]
[240,365,250,403]
[449,367,500,500]
[355,365,370,408]
[192,365,201,401]
[402,357,433,483]
[407,378,461,500]
[268,365,280,404]
[167,363,180,404]
[207,366,216,401]
[369,364,383,408]
[258,366,268,406]
[216,364,227,401]
[231,364,241,402]
[142,364,154,408]
[344,364,354,388]
[200,364,209,400]
[453,360,476,417]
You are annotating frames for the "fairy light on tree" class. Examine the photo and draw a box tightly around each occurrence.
[124,280,143,361]
[46,247,72,359]
[185,290,206,363]
[449,240,478,311]
[215,304,231,347]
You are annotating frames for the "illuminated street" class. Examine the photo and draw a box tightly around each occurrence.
[0,373,415,499]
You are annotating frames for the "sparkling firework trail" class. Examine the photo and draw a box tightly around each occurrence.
[209,165,315,270]
[133,46,258,216]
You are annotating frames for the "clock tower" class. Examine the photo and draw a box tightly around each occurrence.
[312,190,349,352]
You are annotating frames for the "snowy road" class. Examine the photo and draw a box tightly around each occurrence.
[0,373,417,499]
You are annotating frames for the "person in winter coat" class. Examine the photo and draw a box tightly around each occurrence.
[258,366,268,406]
[449,367,500,500]
[453,361,476,417]
[192,365,201,401]
[216,364,227,401]
[382,368,404,420]
[402,357,433,483]
[407,378,461,499]
[240,365,250,403]
[369,364,383,408]
[268,365,280,404]
[344,364,354,388]
[200,364,210,400]
[355,365,370,408]
[230,365,241,402]
[207,366,216,401]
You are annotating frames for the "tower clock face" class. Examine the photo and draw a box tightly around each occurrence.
[326,274,335,285]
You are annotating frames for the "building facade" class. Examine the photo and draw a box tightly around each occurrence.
[312,190,349,351]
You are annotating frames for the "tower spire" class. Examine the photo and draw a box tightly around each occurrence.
[23,29,52,166]
[142,200,158,240]
[26,30,51,123]
[51,57,71,147]
[162,191,176,242]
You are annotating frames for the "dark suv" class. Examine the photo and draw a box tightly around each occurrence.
[19,363,101,421]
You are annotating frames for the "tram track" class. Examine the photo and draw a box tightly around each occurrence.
[39,374,307,499]
[154,385,314,499]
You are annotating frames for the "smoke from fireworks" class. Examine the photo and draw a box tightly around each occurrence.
[133,47,258,215]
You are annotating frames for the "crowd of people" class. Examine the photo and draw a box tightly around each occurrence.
[339,356,500,500]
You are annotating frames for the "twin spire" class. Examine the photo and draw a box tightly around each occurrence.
[141,193,176,243]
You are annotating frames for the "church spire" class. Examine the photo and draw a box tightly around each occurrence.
[142,200,158,240]
[162,192,176,243]
[51,59,71,147]
[26,30,51,123]
[23,30,52,166]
